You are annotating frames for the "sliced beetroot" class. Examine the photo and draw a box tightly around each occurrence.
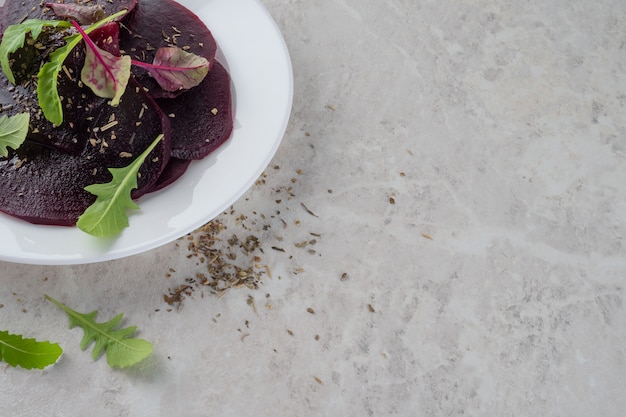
[118,0,217,99]
[0,13,174,226]
[87,77,173,201]
[0,143,100,225]
[0,23,123,155]
[0,5,6,35]
[0,0,138,29]
[0,77,171,226]
[0,0,234,228]
[118,0,232,161]
[153,157,192,191]
[88,22,121,57]
[0,48,102,155]
[156,61,233,160]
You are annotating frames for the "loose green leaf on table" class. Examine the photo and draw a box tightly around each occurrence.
[0,113,30,157]
[45,295,153,369]
[132,46,210,92]
[77,134,163,238]
[0,19,71,84]
[0,330,63,370]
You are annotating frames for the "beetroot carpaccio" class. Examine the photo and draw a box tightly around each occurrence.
[0,0,233,227]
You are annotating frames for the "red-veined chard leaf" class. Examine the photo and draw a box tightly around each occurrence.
[71,20,131,106]
[45,2,107,25]
[77,134,163,238]
[0,113,30,157]
[132,47,210,92]
[37,9,128,126]
[0,330,63,370]
[0,19,72,84]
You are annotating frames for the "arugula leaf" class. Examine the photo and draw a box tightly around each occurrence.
[0,19,72,84]
[0,330,63,370]
[37,35,81,126]
[77,134,163,237]
[45,2,106,25]
[37,9,128,126]
[132,47,210,92]
[0,113,30,157]
[45,295,153,368]
[71,20,131,105]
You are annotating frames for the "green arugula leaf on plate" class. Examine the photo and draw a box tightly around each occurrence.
[0,113,30,157]
[0,330,63,370]
[45,295,153,369]
[0,19,72,84]
[77,134,163,238]
[36,34,81,126]
[36,9,128,125]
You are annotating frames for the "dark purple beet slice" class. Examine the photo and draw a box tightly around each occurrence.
[0,0,138,28]
[0,23,123,156]
[118,0,217,99]
[89,21,122,57]
[0,0,233,226]
[0,4,6,35]
[156,61,233,160]
[153,157,191,191]
[118,0,232,161]
[0,77,171,226]
[0,143,99,225]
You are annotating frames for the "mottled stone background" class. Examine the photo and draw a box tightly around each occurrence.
[1,0,625,416]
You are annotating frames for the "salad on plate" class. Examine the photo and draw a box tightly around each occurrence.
[0,0,233,237]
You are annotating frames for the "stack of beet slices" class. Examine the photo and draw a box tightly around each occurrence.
[0,0,233,226]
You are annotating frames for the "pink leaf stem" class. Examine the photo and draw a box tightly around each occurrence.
[71,20,118,89]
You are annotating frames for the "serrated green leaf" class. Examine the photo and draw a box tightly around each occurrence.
[45,295,153,369]
[77,134,163,237]
[36,9,128,125]
[0,112,30,157]
[106,338,153,368]
[0,19,71,84]
[37,37,79,126]
[0,330,63,370]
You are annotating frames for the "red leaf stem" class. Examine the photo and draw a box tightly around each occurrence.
[70,20,118,88]
[131,59,202,72]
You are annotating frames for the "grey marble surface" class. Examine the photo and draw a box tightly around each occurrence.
[2,0,626,416]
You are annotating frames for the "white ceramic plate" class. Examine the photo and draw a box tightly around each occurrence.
[0,0,293,265]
